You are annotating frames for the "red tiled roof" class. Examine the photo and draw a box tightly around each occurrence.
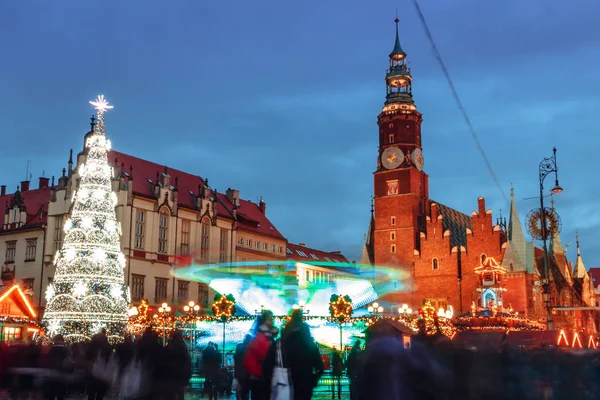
[0,186,52,231]
[588,268,600,288]
[287,242,348,263]
[109,151,285,240]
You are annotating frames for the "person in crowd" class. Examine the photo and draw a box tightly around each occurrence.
[135,327,163,400]
[346,341,362,400]
[263,309,324,400]
[234,335,252,400]
[85,329,112,400]
[43,335,73,400]
[115,332,136,376]
[161,330,191,400]
[243,310,276,400]
[202,342,222,400]
[331,346,343,399]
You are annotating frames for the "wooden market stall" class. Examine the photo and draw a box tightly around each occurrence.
[0,284,40,343]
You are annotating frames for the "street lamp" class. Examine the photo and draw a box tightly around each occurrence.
[538,147,562,330]
[184,300,200,352]
[157,302,172,346]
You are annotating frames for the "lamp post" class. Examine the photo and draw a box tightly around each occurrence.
[184,300,200,353]
[157,302,172,346]
[538,147,563,330]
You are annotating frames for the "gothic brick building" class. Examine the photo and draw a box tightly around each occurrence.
[362,20,596,331]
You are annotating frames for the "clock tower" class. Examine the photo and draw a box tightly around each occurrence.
[373,19,429,269]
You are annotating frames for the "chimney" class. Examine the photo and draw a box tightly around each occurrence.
[259,198,266,214]
[39,177,50,189]
[0,185,5,196]
[331,251,341,255]
[298,243,306,247]
[478,197,485,216]
[20,180,30,192]
[431,202,438,221]
[226,188,240,207]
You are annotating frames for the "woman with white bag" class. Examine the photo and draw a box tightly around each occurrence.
[264,310,324,400]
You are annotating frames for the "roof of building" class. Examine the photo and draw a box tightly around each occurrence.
[0,185,53,231]
[109,150,284,240]
[286,242,348,264]
[431,200,472,248]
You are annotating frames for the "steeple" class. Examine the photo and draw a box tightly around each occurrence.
[360,196,375,266]
[549,194,565,254]
[573,234,587,279]
[384,18,414,107]
[502,186,528,271]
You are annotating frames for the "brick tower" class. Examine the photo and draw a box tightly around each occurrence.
[373,19,428,270]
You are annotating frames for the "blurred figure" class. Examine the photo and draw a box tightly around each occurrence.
[85,329,112,400]
[43,335,73,400]
[115,332,136,376]
[264,309,324,400]
[161,330,191,400]
[234,335,252,400]
[7,339,41,400]
[346,341,362,400]
[331,347,343,399]
[136,327,162,400]
[202,342,221,400]
[243,310,275,400]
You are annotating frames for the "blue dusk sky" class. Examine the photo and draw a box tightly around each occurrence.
[1,1,599,265]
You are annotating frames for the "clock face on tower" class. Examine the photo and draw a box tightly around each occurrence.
[411,148,425,171]
[381,146,404,170]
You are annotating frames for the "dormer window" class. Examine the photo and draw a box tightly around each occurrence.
[12,206,18,223]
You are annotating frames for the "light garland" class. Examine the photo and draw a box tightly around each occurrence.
[212,294,236,321]
[42,95,128,343]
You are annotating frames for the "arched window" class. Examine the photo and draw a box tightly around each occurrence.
[158,208,169,254]
[480,254,487,264]
[432,258,439,270]
[390,245,396,254]
[201,217,210,260]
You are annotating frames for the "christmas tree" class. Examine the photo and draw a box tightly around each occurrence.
[42,95,129,343]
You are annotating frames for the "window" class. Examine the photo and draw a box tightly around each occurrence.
[426,298,447,311]
[54,217,63,252]
[278,246,283,254]
[286,248,293,255]
[388,133,394,143]
[198,283,209,307]
[432,258,439,270]
[310,253,318,260]
[135,210,145,250]
[5,241,16,263]
[391,216,396,226]
[155,278,168,302]
[177,281,189,301]
[263,243,268,251]
[25,239,37,261]
[200,218,210,260]
[391,245,396,253]
[390,231,396,241]
[387,180,399,196]
[0,303,11,314]
[271,244,277,252]
[324,256,332,262]
[238,237,244,246]
[480,254,487,264]
[131,274,145,301]
[22,278,34,291]
[2,327,22,342]
[219,229,228,263]
[180,219,190,256]
[255,241,261,250]
[296,249,307,258]
[158,209,169,254]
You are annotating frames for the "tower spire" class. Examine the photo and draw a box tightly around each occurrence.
[573,232,587,279]
[390,18,405,58]
[383,17,413,107]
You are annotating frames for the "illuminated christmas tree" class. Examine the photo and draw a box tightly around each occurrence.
[42,95,129,343]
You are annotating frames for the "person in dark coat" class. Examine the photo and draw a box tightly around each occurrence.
[331,348,343,399]
[234,335,251,400]
[346,341,363,400]
[202,342,222,400]
[161,330,191,400]
[43,335,74,400]
[264,310,324,400]
[135,327,163,400]
[85,329,112,400]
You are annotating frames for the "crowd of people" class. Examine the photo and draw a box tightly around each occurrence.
[2,312,600,400]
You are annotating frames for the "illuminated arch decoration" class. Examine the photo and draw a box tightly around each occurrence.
[557,329,569,346]
[572,332,583,349]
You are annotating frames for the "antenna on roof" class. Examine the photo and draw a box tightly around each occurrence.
[25,160,31,181]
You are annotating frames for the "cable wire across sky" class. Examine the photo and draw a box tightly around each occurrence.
[411,0,509,205]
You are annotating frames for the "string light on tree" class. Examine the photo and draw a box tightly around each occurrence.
[42,95,129,343]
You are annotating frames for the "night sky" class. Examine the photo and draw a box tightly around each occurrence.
[1,1,599,265]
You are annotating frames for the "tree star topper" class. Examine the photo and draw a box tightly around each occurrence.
[89,95,114,114]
